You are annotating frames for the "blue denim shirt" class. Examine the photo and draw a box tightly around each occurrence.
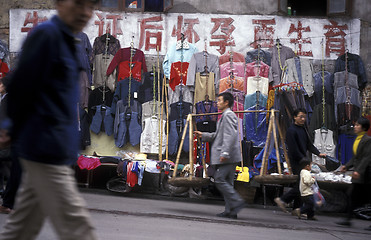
[7,16,80,165]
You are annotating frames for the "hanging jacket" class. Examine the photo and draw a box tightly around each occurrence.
[312,128,336,166]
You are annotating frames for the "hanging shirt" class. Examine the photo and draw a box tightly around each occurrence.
[76,32,93,85]
[245,48,272,66]
[362,83,371,116]
[245,61,270,79]
[169,61,189,91]
[284,57,314,97]
[219,51,245,65]
[138,71,164,104]
[193,72,215,104]
[219,75,244,93]
[269,44,295,86]
[117,61,143,82]
[245,76,269,96]
[334,52,367,90]
[92,54,116,92]
[219,88,245,119]
[219,62,245,79]
[90,33,120,63]
[313,71,333,107]
[140,117,166,154]
[186,51,220,93]
[106,47,147,80]
[163,42,198,78]
[195,100,218,123]
[111,78,142,113]
[312,129,336,165]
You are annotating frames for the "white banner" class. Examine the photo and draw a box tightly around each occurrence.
[10,9,360,59]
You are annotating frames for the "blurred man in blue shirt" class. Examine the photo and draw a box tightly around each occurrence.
[1,1,99,239]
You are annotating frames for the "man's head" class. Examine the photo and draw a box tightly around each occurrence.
[56,0,99,34]
[293,108,307,126]
[354,117,370,134]
[217,92,234,111]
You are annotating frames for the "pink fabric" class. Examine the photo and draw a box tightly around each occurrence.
[127,162,138,187]
[77,156,101,170]
[219,62,245,79]
[219,51,245,65]
[245,61,270,93]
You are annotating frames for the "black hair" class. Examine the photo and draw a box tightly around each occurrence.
[293,108,307,117]
[356,117,370,132]
[299,159,311,169]
[218,92,234,108]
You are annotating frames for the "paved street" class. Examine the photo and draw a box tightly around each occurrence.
[0,189,370,240]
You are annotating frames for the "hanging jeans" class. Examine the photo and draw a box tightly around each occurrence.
[90,105,114,136]
[115,111,142,147]
[168,119,190,155]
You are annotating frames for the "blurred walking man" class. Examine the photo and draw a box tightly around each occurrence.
[0,1,99,239]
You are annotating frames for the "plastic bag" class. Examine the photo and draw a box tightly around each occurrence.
[312,180,325,208]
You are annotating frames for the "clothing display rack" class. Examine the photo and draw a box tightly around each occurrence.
[254,109,296,184]
[169,109,281,187]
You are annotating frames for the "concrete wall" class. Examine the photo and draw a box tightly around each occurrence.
[169,0,282,15]
[0,0,54,42]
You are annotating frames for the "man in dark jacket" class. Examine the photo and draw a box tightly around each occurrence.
[274,108,326,214]
[1,1,99,239]
[337,117,371,230]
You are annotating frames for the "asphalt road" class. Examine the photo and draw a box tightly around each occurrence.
[0,189,370,240]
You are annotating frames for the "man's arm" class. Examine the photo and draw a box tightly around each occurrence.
[195,131,216,142]
[353,138,371,179]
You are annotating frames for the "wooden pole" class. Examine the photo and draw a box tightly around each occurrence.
[165,79,170,161]
[271,110,282,175]
[260,111,273,176]
[275,118,292,175]
[158,76,165,161]
[192,120,208,178]
[189,114,194,180]
[172,115,190,178]
[236,96,244,169]
[191,110,279,117]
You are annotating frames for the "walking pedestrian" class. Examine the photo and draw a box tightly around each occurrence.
[274,108,326,214]
[336,117,371,229]
[0,0,99,239]
[194,92,245,219]
[292,159,317,220]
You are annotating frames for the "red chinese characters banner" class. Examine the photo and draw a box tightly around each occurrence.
[10,9,360,59]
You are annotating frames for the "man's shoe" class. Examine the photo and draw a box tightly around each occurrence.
[336,220,352,226]
[307,216,318,221]
[216,212,230,218]
[228,214,237,219]
[231,201,245,215]
[364,226,371,231]
[0,206,11,214]
[274,197,288,213]
[292,208,301,219]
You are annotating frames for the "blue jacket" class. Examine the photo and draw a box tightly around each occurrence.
[7,16,80,165]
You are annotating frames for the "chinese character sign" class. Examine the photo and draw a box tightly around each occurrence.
[209,17,236,54]
[9,9,360,59]
[139,16,164,51]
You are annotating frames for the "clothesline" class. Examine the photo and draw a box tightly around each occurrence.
[191,109,279,117]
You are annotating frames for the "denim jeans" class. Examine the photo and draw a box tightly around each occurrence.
[103,106,114,136]
[90,105,103,134]
[168,119,190,155]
